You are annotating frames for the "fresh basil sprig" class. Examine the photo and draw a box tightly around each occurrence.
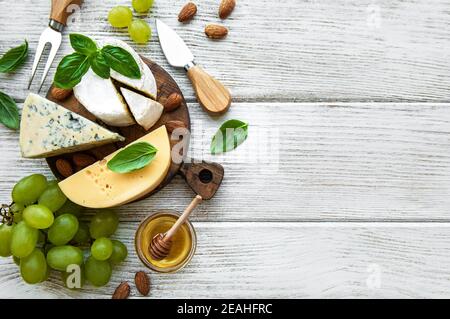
[0,91,19,130]
[0,40,28,73]
[211,119,249,154]
[107,142,158,174]
[54,34,141,89]
[54,53,90,89]
[101,45,141,79]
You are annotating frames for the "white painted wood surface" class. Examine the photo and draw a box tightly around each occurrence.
[1,0,450,298]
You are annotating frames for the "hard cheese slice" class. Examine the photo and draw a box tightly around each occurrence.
[120,88,163,130]
[59,125,171,208]
[20,93,125,158]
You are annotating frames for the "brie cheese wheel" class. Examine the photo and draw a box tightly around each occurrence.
[120,88,164,130]
[59,125,171,208]
[20,93,125,158]
[73,38,158,127]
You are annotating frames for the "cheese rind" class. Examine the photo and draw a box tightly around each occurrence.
[58,126,171,208]
[120,88,163,130]
[20,93,125,158]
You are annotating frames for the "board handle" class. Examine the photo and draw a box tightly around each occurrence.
[179,160,224,200]
[51,0,83,25]
[186,65,231,115]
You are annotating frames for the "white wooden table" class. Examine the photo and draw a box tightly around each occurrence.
[1,0,450,298]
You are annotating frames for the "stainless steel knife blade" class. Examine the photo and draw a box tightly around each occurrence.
[156,19,194,68]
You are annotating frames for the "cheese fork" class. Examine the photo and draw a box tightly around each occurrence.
[28,0,83,92]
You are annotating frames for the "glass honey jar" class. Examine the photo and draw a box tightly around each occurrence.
[135,210,197,273]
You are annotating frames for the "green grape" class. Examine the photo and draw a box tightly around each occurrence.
[55,200,83,218]
[91,237,113,261]
[12,174,48,205]
[10,203,24,223]
[109,240,128,263]
[72,222,90,245]
[48,214,79,246]
[62,264,85,289]
[84,256,111,287]
[20,248,47,284]
[23,204,54,229]
[38,184,67,212]
[132,0,154,13]
[12,255,20,266]
[11,221,38,258]
[0,224,14,257]
[128,19,152,44]
[89,210,118,239]
[46,245,83,271]
[108,6,133,28]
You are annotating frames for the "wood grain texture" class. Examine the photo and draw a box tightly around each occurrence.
[50,0,83,25]
[0,0,450,101]
[2,102,450,221]
[1,223,450,298]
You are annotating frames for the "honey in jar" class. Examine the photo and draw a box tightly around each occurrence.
[135,211,197,273]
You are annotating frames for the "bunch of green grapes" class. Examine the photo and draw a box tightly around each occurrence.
[0,174,128,288]
[108,0,154,44]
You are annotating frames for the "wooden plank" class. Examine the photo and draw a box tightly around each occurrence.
[1,102,450,221]
[1,0,450,101]
[1,222,450,298]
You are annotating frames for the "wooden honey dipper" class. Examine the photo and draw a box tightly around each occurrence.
[149,195,202,260]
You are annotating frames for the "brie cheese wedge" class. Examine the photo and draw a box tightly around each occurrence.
[120,88,164,130]
[20,93,125,158]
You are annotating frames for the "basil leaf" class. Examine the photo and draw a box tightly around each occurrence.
[0,40,28,73]
[90,51,110,79]
[53,52,90,89]
[107,142,158,173]
[210,119,248,154]
[101,45,141,79]
[70,34,97,56]
[0,91,19,130]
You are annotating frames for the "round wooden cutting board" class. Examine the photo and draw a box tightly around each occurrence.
[46,57,191,200]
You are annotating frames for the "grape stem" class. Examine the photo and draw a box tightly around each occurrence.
[0,203,14,226]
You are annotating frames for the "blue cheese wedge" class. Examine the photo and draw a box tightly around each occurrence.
[20,93,125,158]
[120,88,163,130]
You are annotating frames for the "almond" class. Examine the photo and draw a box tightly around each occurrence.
[178,2,197,22]
[219,0,236,19]
[165,120,187,133]
[55,159,73,178]
[112,282,130,299]
[205,24,228,39]
[50,87,72,101]
[135,271,150,296]
[72,153,96,168]
[163,93,183,112]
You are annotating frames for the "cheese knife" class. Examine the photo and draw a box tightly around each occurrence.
[28,0,83,92]
[156,19,231,115]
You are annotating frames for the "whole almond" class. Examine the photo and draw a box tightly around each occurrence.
[112,282,130,299]
[219,0,236,19]
[165,120,187,133]
[205,24,228,39]
[72,153,96,168]
[135,271,150,296]
[178,2,197,22]
[55,159,73,178]
[164,93,183,112]
[50,87,72,101]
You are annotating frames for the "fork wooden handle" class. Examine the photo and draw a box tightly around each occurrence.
[187,65,231,115]
[51,0,83,25]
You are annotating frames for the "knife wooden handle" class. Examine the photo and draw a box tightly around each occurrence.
[187,65,231,115]
[51,0,83,26]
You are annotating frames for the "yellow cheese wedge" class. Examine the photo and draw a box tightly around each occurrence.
[59,126,171,208]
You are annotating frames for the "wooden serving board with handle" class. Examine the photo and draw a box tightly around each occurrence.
[46,58,224,201]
